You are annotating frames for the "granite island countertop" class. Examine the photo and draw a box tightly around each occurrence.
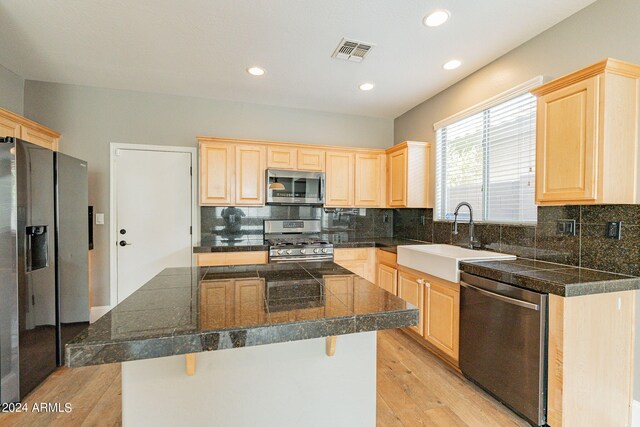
[193,234,426,254]
[66,261,418,367]
[460,258,640,297]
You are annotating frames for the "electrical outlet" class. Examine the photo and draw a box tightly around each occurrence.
[382,213,389,223]
[606,221,622,240]
[420,215,426,226]
[556,219,576,236]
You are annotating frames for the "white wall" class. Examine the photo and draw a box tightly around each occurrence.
[0,63,24,114]
[394,0,640,402]
[23,81,393,307]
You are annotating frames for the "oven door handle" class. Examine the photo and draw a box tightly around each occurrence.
[269,255,333,263]
[460,281,539,311]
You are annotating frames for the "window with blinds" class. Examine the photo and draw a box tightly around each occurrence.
[435,90,537,223]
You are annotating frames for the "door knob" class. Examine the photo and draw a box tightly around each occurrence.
[120,229,127,235]
[119,240,131,247]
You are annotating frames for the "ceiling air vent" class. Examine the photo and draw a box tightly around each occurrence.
[332,38,375,62]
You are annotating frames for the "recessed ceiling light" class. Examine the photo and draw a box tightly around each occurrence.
[443,59,462,70]
[359,83,375,91]
[424,9,450,27]
[247,66,265,76]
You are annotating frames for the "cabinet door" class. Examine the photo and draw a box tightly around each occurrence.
[536,76,598,203]
[200,142,233,205]
[267,145,297,170]
[21,126,58,150]
[387,148,407,207]
[200,280,233,329]
[234,279,265,326]
[297,148,325,171]
[325,151,354,207]
[235,144,266,206]
[398,270,424,335]
[0,115,20,139]
[377,263,397,295]
[355,153,384,207]
[424,280,459,361]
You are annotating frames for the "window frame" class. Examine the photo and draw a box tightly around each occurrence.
[433,77,543,225]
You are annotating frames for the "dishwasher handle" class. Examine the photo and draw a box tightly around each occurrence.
[460,281,539,311]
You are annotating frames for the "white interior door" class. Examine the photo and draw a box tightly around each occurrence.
[115,148,193,303]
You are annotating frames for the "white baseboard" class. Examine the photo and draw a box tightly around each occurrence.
[632,400,640,427]
[90,306,111,323]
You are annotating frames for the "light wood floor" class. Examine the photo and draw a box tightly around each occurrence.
[0,329,527,427]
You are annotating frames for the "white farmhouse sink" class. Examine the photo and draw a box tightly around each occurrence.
[397,244,516,283]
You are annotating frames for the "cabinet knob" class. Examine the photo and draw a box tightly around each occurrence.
[416,279,425,285]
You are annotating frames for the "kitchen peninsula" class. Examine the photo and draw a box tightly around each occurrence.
[66,261,418,427]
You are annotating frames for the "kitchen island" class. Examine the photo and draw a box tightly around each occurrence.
[66,261,418,427]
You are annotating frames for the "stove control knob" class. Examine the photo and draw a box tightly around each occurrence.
[276,249,284,255]
[286,249,293,255]
[313,248,321,254]
[322,248,328,253]
[300,249,306,254]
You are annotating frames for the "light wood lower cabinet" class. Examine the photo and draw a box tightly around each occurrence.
[397,266,460,363]
[547,291,635,427]
[333,248,376,283]
[397,269,425,336]
[423,277,459,361]
[195,251,268,267]
[377,263,397,295]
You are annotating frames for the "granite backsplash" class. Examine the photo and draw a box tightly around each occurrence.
[201,206,394,241]
[394,205,640,277]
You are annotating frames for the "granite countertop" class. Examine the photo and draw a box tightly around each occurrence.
[66,262,418,367]
[460,258,640,297]
[193,235,426,253]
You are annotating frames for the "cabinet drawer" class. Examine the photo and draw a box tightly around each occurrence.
[334,248,371,261]
[196,251,268,266]
[377,249,397,267]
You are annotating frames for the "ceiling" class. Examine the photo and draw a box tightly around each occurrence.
[0,0,597,118]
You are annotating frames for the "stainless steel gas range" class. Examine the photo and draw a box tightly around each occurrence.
[264,219,334,263]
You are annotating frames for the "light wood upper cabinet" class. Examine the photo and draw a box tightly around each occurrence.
[234,144,266,205]
[267,145,297,170]
[398,269,425,336]
[0,107,60,151]
[297,148,325,171]
[423,277,460,361]
[386,141,431,208]
[200,142,233,205]
[354,152,385,207]
[531,58,640,205]
[325,151,355,207]
[0,114,21,138]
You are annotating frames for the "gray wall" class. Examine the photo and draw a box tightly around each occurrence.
[23,81,393,307]
[0,63,24,114]
[394,0,640,401]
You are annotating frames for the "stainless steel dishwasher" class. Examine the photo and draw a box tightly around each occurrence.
[459,272,548,426]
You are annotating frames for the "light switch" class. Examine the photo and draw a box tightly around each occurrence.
[96,213,105,225]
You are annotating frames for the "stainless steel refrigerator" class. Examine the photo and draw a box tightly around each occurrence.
[0,137,89,403]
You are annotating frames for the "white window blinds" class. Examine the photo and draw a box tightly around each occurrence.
[435,79,540,224]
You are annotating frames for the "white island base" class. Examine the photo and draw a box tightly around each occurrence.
[122,331,377,427]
